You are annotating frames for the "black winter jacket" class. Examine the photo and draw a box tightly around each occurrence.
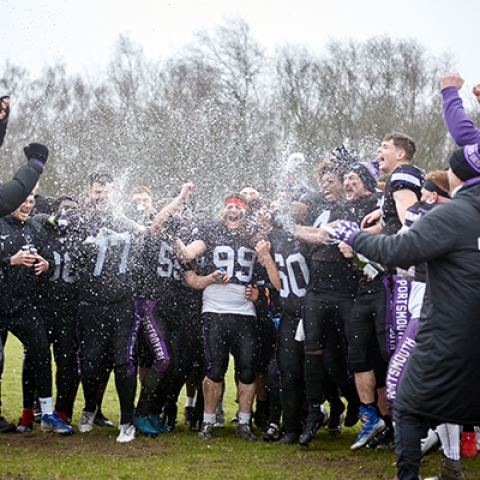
[0,215,53,315]
[352,178,480,425]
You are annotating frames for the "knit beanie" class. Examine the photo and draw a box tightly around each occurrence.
[449,144,480,181]
[350,160,379,193]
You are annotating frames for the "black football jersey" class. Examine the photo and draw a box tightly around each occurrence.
[195,221,258,286]
[269,226,310,315]
[380,164,425,235]
[67,208,148,304]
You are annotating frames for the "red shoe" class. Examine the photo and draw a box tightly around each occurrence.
[460,431,477,458]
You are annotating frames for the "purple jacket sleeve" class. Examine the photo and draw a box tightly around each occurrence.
[442,86,480,146]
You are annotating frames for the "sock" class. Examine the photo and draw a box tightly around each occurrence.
[238,411,252,425]
[20,408,34,425]
[39,397,53,415]
[382,414,393,430]
[204,413,216,424]
[437,424,460,461]
[55,410,67,423]
[185,396,195,408]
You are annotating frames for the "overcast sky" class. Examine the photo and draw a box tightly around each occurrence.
[2,0,479,93]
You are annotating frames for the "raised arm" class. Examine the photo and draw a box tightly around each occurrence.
[441,73,480,146]
[150,182,194,235]
[255,240,281,291]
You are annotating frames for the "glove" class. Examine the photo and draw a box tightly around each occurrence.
[330,220,360,246]
[24,142,49,170]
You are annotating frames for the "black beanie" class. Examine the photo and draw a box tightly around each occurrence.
[449,145,480,181]
[350,163,378,193]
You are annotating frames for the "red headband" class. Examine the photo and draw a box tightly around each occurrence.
[224,197,247,209]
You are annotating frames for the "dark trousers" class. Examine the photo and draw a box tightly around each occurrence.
[394,408,429,480]
[0,306,52,399]
[77,299,137,423]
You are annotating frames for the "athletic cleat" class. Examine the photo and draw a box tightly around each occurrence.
[0,416,16,433]
[299,405,328,446]
[421,429,440,457]
[16,422,33,433]
[213,411,225,428]
[184,406,194,425]
[328,413,345,434]
[148,413,170,433]
[235,423,257,441]
[350,405,385,451]
[41,412,74,435]
[460,431,477,458]
[94,412,114,427]
[117,423,136,443]
[366,424,395,450]
[78,407,98,433]
[277,432,299,445]
[263,423,281,442]
[198,421,213,440]
[424,455,465,480]
[133,414,160,436]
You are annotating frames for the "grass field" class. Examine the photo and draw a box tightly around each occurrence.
[1,336,479,480]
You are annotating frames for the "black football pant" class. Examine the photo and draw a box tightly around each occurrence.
[276,309,305,436]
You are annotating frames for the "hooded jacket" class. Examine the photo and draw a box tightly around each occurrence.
[351,178,480,425]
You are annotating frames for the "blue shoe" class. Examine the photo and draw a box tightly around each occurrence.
[350,405,385,451]
[133,414,160,436]
[40,412,73,435]
[148,413,170,433]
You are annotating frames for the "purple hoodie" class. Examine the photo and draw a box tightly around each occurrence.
[442,86,480,146]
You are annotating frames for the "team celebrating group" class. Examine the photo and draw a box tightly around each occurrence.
[1,72,480,480]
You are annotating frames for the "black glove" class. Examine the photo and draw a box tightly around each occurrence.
[24,143,49,169]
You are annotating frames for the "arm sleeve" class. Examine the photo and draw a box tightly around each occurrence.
[442,86,480,146]
[0,161,43,218]
[352,205,457,269]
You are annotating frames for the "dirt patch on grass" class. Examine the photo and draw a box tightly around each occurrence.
[0,430,168,457]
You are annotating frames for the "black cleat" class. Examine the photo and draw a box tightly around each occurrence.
[0,416,16,433]
[366,424,395,450]
[263,423,281,442]
[278,432,299,445]
[235,423,257,441]
[299,405,328,446]
[94,412,114,427]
